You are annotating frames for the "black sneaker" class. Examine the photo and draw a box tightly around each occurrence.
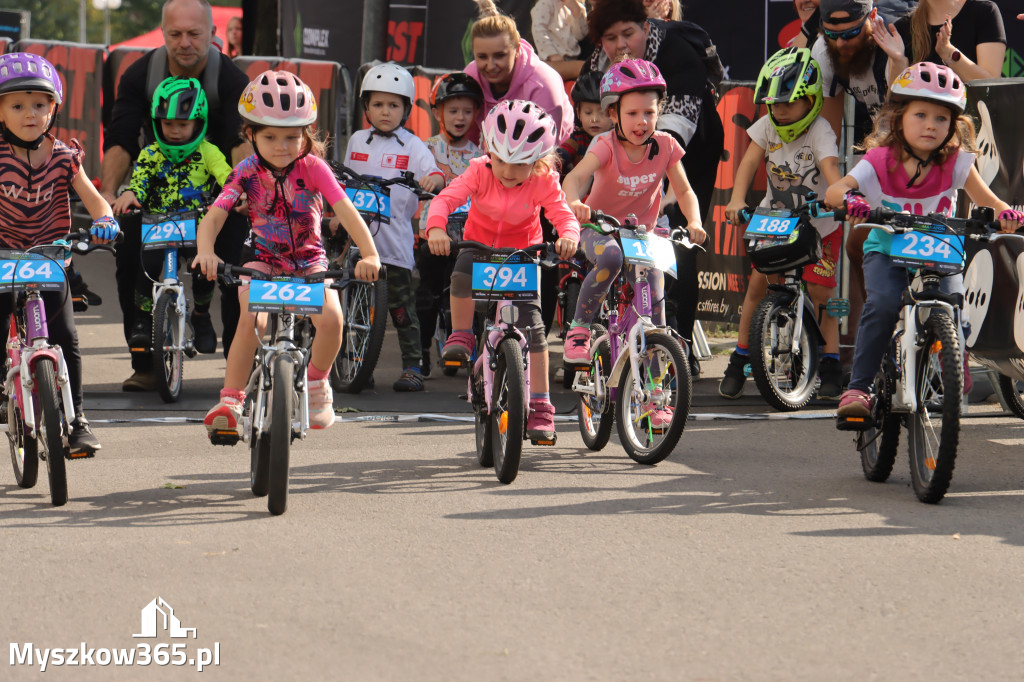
[419,349,432,378]
[128,313,152,352]
[817,357,843,400]
[191,311,217,354]
[393,367,425,392]
[688,353,701,381]
[68,415,100,457]
[70,270,101,311]
[718,351,748,399]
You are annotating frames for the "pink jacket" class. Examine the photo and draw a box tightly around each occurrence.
[465,40,574,147]
[425,156,580,248]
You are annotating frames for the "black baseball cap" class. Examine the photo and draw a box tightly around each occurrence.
[820,0,873,23]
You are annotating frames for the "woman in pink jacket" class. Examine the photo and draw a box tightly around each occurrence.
[464,0,575,147]
[424,100,579,443]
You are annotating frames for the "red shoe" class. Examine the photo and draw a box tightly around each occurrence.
[837,389,872,418]
[526,400,556,443]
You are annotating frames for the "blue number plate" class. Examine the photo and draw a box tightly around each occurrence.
[0,253,64,291]
[744,210,800,240]
[248,277,325,314]
[142,212,197,250]
[471,255,539,301]
[346,187,391,223]
[620,229,678,277]
[452,198,471,215]
[889,229,965,273]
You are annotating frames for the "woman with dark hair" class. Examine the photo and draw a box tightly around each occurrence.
[581,0,724,375]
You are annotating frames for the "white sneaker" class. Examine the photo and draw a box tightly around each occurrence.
[308,379,335,429]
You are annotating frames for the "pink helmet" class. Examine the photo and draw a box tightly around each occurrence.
[238,70,318,126]
[481,100,556,165]
[889,62,966,114]
[600,59,666,111]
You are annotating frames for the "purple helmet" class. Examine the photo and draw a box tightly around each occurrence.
[481,100,556,165]
[0,53,63,106]
[600,59,665,111]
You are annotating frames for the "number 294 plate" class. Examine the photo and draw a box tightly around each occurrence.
[247,277,325,314]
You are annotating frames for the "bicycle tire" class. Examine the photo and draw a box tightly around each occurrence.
[749,292,819,411]
[490,337,525,484]
[332,277,388,393]
[997,374,1024,420]
[471,365,494,467]
[152,290,184,403]
[34,360,67,506]
[615,331,690,465]
[907,311,961,504]
[560,280,582,389]
[577,324,613,451]
[268,355,294,515]
[858,362,901,482]
[8,397,38,488]
[248,393,270,497]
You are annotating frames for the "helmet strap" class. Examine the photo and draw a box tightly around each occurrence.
[612,102,657,151]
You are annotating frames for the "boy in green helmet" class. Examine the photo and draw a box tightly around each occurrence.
[720,47,844,402]
[113,76,232,357]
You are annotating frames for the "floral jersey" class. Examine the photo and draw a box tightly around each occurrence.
[128,140,232,213]
[425,135,483,185]
[212,154,346,271]
[0,135,82,249]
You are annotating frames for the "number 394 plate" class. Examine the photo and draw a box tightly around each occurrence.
[248,277,325,314]
[471,255,538,301]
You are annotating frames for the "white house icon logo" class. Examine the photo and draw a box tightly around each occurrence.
[132,597,197,639]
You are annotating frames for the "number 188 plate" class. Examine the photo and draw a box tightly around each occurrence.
[248,277,325,314]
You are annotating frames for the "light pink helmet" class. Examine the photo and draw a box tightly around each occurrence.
[600,59,666,111]
[889,62,966,114]
[481,100,556,165]
[238,70,318,126]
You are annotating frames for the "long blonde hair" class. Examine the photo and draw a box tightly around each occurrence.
[471,0,521,46]
[908,0,934,64]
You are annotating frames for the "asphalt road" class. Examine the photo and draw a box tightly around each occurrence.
[4,251,1024,681]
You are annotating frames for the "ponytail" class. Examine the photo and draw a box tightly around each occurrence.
[471,0,521,46]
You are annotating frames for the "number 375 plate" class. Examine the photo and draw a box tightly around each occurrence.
[248,277,325,314]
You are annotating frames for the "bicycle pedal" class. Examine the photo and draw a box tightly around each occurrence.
[443,359,467,368]
[128,345,150,353]
[66,449,95,460]
[530,436,557,446]
[835,415,873,432]
[72,296,89,312]
[209,430,241,446]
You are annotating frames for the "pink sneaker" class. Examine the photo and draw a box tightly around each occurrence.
[526,400,556,442]
[644,403,674,429]
[837,389,872,418]
[563,326,592,366]
[308,378,335,429]
[442,330,475,362]
[204,397,243,443]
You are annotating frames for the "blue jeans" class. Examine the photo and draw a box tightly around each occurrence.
[848,251,964,392]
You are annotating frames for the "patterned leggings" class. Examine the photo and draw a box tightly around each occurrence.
[571,229,666,326]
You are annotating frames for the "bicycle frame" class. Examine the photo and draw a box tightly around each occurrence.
[475,300,531,414]
[241,312,310,443]
[151,245,191,355]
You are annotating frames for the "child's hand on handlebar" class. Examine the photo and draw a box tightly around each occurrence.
[191,252,223,281]
[112,191,140,216]
[354,254,381,282]
[686,223,707,245]
[555,237,578,260]
[569,199,591,224]
[426,226,451,256]
[419,174,443,193]
[724,198,747,225]
[997,209,1024,234]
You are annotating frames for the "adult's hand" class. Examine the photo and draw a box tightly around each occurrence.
[871,16,906,62]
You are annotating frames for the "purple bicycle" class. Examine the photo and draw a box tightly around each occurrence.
[572,214,692,464]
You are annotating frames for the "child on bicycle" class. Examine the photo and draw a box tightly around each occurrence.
[194,70,381,440]
[0,53,119,455]
[424,99,580,442]
[824,62,1023,421]
[721,47,844,401]
[415,72,486,376]
[561,58,706,424]
[345,62,444,392]
[555,70,611,177]
[112,77,232,356]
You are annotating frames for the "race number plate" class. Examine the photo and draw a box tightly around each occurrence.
[0,252,64,291]
[744,209,799,240]
[889,225,965,274]
[619,229,678,277]
[471,254,539,301]
[346,187,391,223]
[248,277,325,314]
[142,212,198,249]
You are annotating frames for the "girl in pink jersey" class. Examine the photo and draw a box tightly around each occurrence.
[194,71,380,442]
[424,99,580,442]
[825,62,1023,420]
[561,59,706,377]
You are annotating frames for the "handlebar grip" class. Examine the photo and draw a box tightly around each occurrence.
[737,209,751,224]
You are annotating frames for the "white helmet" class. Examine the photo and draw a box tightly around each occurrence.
[360,62,416,127]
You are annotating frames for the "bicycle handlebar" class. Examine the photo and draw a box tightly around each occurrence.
[330,161,436,201]
[215,263,362,291]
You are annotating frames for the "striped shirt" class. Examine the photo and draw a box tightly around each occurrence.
[0,135,83,249]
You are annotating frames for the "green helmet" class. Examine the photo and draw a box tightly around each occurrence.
[754,47,823,143]
[151,77,209,164]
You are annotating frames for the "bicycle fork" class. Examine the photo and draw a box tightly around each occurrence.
[152,248,196,357]
[890,299,959,414]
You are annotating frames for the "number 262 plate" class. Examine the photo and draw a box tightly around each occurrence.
[248,277,325,314]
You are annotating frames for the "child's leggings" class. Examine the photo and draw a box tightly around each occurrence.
[571,229,666,326]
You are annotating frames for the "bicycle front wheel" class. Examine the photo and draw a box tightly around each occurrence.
[8,396,38,488]
[997,374,1024,420]
[34,360,67,506]
[332,278,388,393]
[152,291,184,403]
[858,362,900,482]
[615,331,690,465]
[576,324,613,451]
[268,355,294,515]
[908,311,962,503]
[248,392,270,497]
[472,366,494,467]
[749,292,819,411]
[490,337,525,484]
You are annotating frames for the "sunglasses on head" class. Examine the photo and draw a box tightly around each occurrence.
[820,14,869,41]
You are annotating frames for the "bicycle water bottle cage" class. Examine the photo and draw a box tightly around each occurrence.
[824,298,850,318]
